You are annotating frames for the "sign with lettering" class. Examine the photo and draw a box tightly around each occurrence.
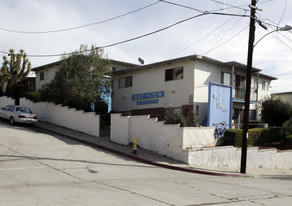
[132,91,164,101]
[137,99,159,105]
[207,82,232,128]
[132,91,164,105]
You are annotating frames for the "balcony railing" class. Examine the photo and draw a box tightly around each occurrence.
[234,87,257,101]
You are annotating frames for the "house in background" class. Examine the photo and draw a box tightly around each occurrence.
[111,54,277,128]
[271,92,292,106]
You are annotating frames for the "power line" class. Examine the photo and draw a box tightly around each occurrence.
[0,11,251,58]
[273,34,292,50]
[278,0,287,26]
[159,0,205,13]
[0,1,160,34]
[168,16,236,58]
[202,15,245,55]
[0,13,207,57]
[210,0,249,12]
[201,24,249,56]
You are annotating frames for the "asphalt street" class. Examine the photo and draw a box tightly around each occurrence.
[0,120,292,205]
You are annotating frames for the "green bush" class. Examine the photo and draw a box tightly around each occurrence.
[224,129,242,147]
[261,97,291,127]
[248,128,270,145]
[224,128,285,147]
[165,112,187,127]
[283,120,292,136]
[20,91,41,102]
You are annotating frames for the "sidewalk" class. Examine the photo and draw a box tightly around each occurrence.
[33,121,292,179]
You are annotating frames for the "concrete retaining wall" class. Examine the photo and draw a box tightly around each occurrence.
[187,146,292,169]
[110,113,216,161]
[111,113,292,170]
[19,98,100,137]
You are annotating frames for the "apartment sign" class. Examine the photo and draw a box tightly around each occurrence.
[207,82,232,128]
[132,91,164,105]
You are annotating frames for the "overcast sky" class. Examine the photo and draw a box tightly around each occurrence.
[0,0,291,93]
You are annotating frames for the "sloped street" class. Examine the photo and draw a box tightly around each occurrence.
[0,120,292,206]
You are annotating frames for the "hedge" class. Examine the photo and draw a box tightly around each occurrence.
[224,128,285,147]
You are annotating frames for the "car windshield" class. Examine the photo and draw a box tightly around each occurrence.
[16,107,32,114]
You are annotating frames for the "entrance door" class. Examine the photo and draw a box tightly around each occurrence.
[234,108,244,129]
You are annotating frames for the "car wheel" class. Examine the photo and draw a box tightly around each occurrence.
[10,117,14,125]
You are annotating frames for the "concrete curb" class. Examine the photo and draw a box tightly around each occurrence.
[33,125,246,177]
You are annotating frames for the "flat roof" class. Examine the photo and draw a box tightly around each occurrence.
[113,54,277,80]
[32,59,138,72]
[272,91,292,95]
[32,54,277,80]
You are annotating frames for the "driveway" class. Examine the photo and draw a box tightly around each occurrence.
[0,120,292,205]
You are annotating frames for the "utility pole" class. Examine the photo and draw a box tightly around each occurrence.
[240,0,256,174]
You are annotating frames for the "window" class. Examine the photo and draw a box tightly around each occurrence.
[251,78,255,89]
[249,110,256,121]
[118,76,132,88]
[40,72,44,81]
[262,81,269,91]
[221,72,231,85]
[3,105,11,111]
[236,75,245,88]
[165,67,183,81]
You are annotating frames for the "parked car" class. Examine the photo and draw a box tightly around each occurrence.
[0,105,37,125]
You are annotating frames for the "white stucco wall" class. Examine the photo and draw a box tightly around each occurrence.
[110,113,215,162]
[112,60,195,112]
[20,98,100,137]
[183,127,218,148]
[110,113,291,169]
[257,76,272,100]
[35,66,59,91]
[193,60,221,122]
[110,114,131,145]
[0,96,15,108]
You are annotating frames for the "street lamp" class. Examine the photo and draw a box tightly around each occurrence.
[240,8,292,174]
[254,25,292,47]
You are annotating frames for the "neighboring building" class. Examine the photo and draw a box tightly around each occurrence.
[32,59,138,112]
[22,72,36,92]
[271,92,292,105]
[111,54,277,127]
[33,60,137,91]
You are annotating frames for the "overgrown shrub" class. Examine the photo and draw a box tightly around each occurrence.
[260,97,291,127]
[20,91,41,102]
[165,111,187,127]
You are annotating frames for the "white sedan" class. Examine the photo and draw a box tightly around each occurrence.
[0,105,38,125]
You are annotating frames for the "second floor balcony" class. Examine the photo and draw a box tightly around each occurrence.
[234,87,257,102]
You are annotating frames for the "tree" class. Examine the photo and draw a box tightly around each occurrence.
[260,97,291,127]
[0,49,31,96]
[39,45,111,113]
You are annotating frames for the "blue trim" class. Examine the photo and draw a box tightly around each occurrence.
[232,99,257,104]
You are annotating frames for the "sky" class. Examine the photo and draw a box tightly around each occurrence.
[0,0,291,93]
